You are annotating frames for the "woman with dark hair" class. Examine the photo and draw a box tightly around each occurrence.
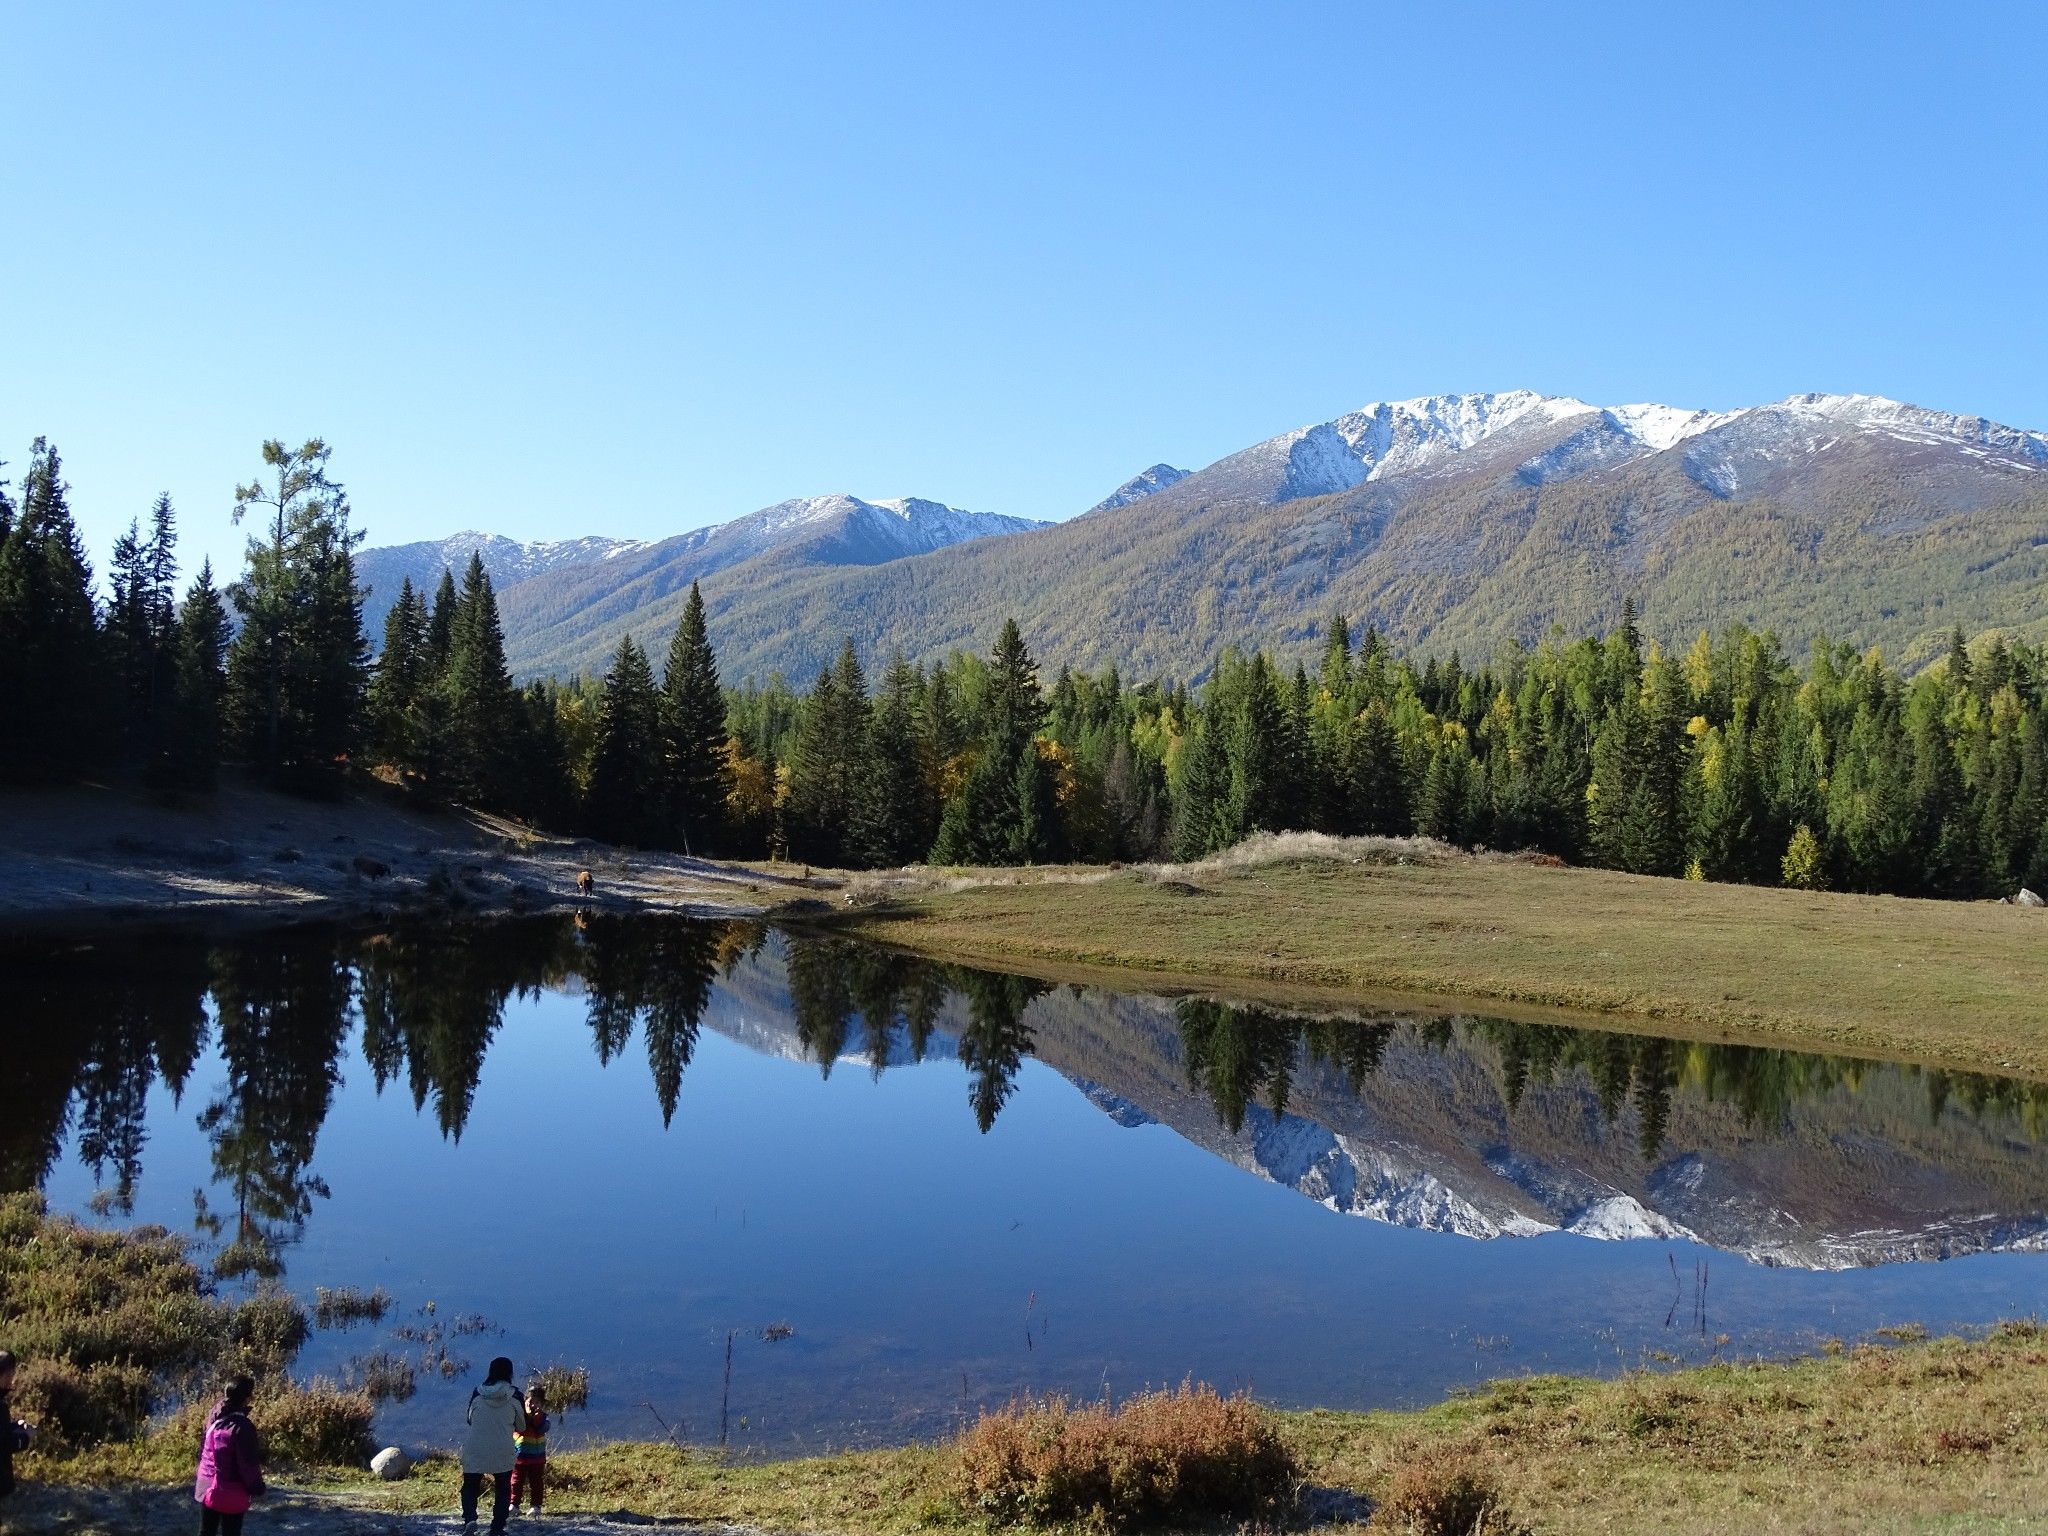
[192,1374,265,1536]
[458,1356,526,1535]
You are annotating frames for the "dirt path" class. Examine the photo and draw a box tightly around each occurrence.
[0,779,829,934]
[5,1480,769,1534]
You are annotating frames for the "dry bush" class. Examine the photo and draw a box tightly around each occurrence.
[953,1381,1296,1530]
[163,1379,377,1469]
[12,1358,153,1450]
[1373,1449,1523,1536]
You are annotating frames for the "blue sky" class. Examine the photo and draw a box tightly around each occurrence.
[5,1,2045,581]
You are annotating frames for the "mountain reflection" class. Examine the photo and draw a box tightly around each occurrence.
[5,915,2048,1275]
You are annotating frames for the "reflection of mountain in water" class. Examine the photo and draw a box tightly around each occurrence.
[708,939,2048,1271]
[6,916,2048,1276]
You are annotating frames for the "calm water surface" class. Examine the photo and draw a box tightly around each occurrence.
[7,915,2048,1454]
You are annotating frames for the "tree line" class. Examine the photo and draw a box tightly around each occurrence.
[5,434,2047,900]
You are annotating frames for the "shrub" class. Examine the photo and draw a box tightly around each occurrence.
[257,1379,376,1467]
[224,1288,312,1376]
[163,1379,377,1470]
[1373,1449,1522,1535]
[953,1381,1296,1531]
[12,1358,154,1449]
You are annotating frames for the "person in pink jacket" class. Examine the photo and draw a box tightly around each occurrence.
[193,1375,266,1536]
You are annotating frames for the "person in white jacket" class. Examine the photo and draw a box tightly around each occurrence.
[459,1358,527,1535]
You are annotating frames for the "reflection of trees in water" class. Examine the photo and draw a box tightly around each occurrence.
[13,918,2048,1269]
[779,936,1046,1130]
[199,940,354,1264]
[1169,1000,2048,1162]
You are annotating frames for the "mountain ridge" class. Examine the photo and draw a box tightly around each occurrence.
[354,388,2048,681]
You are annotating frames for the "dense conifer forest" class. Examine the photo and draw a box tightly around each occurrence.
[5,435,2047,901]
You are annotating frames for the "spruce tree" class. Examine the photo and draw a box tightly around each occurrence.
[171,561,231,789]
[426,567,458,673]
[582,636,664,845]
[0,439,103,781]
[440,553,520,806]
[368,577,431,778]
[660,581,732,854]
[1350,701,1408,835]
[933,620,1048,865]
[786,642,873,866]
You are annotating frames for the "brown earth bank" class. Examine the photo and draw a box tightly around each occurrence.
[0,776,819,935]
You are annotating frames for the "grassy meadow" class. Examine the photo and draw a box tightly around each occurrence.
[827,835,2048,1080]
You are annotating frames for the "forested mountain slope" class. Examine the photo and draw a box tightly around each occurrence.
[356,390,2048,682]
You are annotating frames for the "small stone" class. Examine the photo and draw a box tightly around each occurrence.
[371,1445,413,1481]
[2015,887,2045,907]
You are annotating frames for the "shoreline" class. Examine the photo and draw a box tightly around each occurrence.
[0,777,824,938]
[10,790,2048,1083]
[16,1324,2048,1535]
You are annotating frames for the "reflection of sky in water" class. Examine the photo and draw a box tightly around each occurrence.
[28,939,2048,1457]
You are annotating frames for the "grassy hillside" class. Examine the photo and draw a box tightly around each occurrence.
[828,841,2048,1079]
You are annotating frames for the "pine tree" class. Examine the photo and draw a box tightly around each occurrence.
[1170,712,1230,860]
[171,560,231,789]
[1350,701,1409,835]
[0,438,103,781]
[661,582,732,854]
[440,553,520,807]
[582,636,665,845]
[867,655,935,865]
[107,500,183,773]
[223,439,367,783]
[933,620,1047,865]
[426,568,458,673]
[368,577,431,778]
[786,642,872,866]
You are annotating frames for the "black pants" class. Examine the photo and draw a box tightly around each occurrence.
[199,1508,244,1536]
[461,1470,510,1531]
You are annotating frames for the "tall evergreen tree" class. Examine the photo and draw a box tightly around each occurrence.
[439,553,520,806]
[933,620,1047,864]
[0,439,102,781]
[661,581,732,854]
[582,636,665,845]
[171,560,231,790]
[786,641,873,866]
[368,577,431,779]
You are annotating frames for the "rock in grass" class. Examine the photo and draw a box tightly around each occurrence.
[2016,888,2045,907]
[371,1445,413,1480]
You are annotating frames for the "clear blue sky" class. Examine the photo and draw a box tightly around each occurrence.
[5,1,2045,581]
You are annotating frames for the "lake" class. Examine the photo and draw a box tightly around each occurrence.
[8,913,2048,1456]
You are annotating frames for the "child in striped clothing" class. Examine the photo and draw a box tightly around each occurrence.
[510,1384,550,1515]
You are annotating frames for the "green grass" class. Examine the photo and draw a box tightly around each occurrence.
[827,842,2048,1080]
[27,1327,2048,1534]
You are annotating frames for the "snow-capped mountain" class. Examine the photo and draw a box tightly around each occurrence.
[1085,463,1191,515]
[356,530,652,633]
[1201,389,2048,506]
[666,493,1045,569]
[363,492,1046,667]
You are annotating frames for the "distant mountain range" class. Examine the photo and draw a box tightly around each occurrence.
[355,390,2048,681]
